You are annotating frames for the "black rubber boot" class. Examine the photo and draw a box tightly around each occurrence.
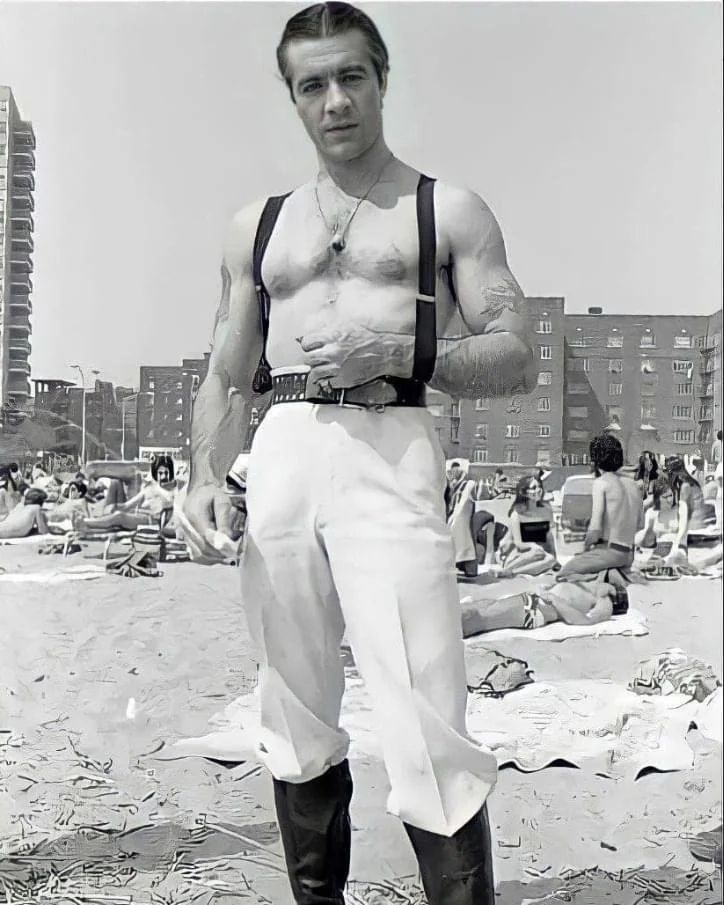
[273,760,354,904]
[404,805,495,905]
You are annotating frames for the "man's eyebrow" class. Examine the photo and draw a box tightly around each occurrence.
[297,63,368,87]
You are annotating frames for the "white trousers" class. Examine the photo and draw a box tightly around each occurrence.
[240,402,498,836]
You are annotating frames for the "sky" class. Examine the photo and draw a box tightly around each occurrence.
[0,1,721,388]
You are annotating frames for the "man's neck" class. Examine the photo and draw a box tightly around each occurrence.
[318,137,395,197]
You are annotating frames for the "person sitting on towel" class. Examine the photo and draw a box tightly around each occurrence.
[635,478,675,550]
[0,488,50,539]
[496,473,558,576]
[663,456,717,567]
[78,457,177,533]
[47,479,92,531]
[460,578,616,638]
[558,434,643,581]
[0,471,20,521]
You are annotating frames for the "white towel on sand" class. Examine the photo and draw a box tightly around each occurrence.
[464,608,648,643]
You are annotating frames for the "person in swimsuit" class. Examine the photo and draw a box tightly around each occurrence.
[179,4,537,903]
[461,578,616,638]
[497,474,557,575]
[78,458,177,533]
[558,434,643,581]
[635,450,659,502]
[635,478,675,550]
[664,456,717,566]
[0,490,49,539]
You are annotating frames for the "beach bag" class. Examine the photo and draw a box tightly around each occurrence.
[467,648,534,698]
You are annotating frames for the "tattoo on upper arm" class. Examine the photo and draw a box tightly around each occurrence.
[480,281,521,319]
[213,263,232,336]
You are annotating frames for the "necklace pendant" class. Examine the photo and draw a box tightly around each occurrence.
[331,232,345,253]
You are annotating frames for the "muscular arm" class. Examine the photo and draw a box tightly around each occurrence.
[188,203,265,491]
[429,186,537,399]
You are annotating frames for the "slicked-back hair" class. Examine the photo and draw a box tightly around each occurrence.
[277,2,390,101]
[590,434,624,474]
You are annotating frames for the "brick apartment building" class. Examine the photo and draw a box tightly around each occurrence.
[431,301,722,468]
[137,354,211,460]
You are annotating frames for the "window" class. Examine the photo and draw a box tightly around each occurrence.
[640,333,656,348]
[641,403,656,420]
[567,383,588,395]
[674,335,691,349]
[450,401,461,417]
[176,414,184,422]
[0,101,6,111]
[640,382,657,396]
[450,419,460,443]
[176,381,184,390]
[538,397,551,412]
[568,406,588,418]
[474,423,488,440]
[537,320,552,334]
[472,448,488,464]
[568,453,590,466]
[608,359,623,373]
[607,335,623,348]
[674,430,694,443]
[427,404,444,417]
[677,383,693,396]
[640,359,656,374]
[569,335,593,348]
[609,383,623,396]
[538,424,551,438]
[505,424,520,439]
[699,406,713,420]
[606,405,623,425]
[567,358,590,372]
[672,360,692,373]
[0,122,5,134]
[475,398,490,411]
[567,429,589,441]
[504,446,519,464]
[538,371,553,385]
[536,449,551,466]
[539,345,552,360]
[672,405,692,419]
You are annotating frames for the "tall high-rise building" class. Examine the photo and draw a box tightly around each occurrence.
[0,87,36,407]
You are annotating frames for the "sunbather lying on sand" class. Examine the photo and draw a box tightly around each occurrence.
[0,492,49,539]
[461,579,617,638]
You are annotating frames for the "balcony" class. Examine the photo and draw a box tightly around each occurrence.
[10,258,33,275]
[10,210,33,230]
[12,171,34,191]
[9,338,31,356]
[8,318,32,334]
[14,126,36,149]
[11,191,34,211]
[11,149,35,169]
[11,234,34,253]
[10,285,33,304]
[7,361,31,375]
[696,385,714,398]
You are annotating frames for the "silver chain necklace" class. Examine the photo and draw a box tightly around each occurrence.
[314,153,395,253]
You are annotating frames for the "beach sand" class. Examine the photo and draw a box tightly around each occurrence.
[0,541,721,903]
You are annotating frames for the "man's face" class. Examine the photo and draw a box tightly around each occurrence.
[157,466,171,484]
[449,465,463,482]
[285,30,385,163]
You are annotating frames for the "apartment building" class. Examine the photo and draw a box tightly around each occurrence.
[0,87,36,407]
[432,297,566,467]
[563,310,720,464]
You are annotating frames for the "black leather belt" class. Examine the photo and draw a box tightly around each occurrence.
[270,371,425,409]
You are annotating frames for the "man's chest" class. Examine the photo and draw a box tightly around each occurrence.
[261,192,443,297]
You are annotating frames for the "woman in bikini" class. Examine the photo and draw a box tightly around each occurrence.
[496,474,558,576]
[665,457,717,566]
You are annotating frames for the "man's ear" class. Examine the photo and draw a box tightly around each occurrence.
[380,72,388,101]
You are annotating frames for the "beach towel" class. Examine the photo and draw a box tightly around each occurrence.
[0,534,57,546]
[0,565,106,584]
[160,676,698,780]
[630,649,721,703]
[462,608,648,643]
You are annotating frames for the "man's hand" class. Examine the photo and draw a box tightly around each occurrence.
[584,528,602,550]
[178,484,242,565]
[299,324,413,393]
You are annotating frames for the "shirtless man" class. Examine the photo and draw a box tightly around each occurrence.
[558,434,643,580]
[180,5,536,903]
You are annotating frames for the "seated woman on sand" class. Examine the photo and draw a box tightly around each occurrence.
[46,479,92,532]
[495,474,558,576]
[460,578,618,638]
[635,479,675,550]
[0,489,50,539]
[0,471,20,521]
[664,457,717,566]
[77,457,177,534]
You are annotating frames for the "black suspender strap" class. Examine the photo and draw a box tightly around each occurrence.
[413,174,437,383]
[251,193,290,394]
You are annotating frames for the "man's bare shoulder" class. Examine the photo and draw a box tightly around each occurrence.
[223,197,276,276]
[433,181,500,250]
